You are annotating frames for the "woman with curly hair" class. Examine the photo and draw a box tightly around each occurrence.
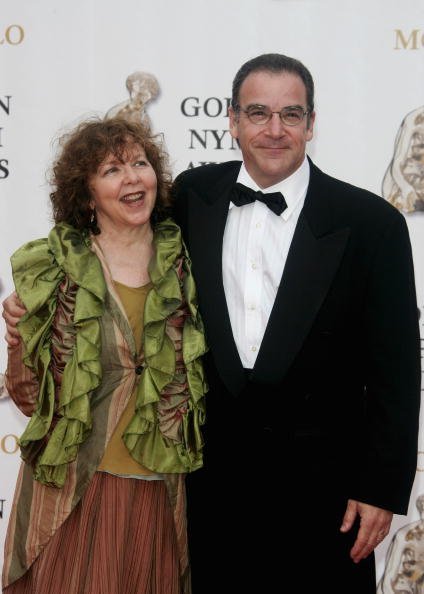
[2,117,207,594]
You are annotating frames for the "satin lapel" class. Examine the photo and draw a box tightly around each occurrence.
[186,164,246,395]
[252,162,350,383]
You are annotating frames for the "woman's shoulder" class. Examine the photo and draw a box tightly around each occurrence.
[11,223,104,311]
[11,224,83,276]
[11,223,85,259]
[11,234,53,279]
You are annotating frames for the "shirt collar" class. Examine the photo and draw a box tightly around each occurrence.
[233,156,310,220]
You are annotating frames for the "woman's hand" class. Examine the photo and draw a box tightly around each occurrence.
[2,291,26,347]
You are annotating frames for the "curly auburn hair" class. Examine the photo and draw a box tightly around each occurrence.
[49,116,172,230]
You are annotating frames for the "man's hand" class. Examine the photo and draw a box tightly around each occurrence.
[340,499,393,563]
[2,291,26,347]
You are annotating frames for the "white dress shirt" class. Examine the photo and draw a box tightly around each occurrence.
[222,156,310,368]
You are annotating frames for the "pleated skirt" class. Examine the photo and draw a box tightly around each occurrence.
[3,472,183,594]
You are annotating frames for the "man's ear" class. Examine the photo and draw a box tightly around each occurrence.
[306,110,316,139]
[228,106,239,140]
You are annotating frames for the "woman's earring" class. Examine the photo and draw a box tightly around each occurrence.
[89,208,101,235]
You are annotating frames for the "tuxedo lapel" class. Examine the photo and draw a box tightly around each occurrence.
[185,162,246,395]
[182,160,350,391]
[252,161,350,383]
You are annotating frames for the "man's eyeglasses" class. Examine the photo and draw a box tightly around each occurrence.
[239,105,309,126]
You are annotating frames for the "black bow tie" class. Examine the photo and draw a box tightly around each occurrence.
[232,182,287,216]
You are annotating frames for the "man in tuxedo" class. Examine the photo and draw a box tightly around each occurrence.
[172,53,421,592]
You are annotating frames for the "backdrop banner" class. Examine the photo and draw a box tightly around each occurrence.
[1,1,423,588]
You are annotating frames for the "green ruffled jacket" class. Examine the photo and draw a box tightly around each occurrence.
[3,219,207,588]
[11,219,207,488]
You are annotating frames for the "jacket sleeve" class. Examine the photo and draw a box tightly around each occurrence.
[358,212,421,514]
[5,342,40,417]
[4,275,78,417]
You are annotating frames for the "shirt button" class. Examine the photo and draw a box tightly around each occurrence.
[251,262,257,270]
[135,365,143,375]
[251,346,257,352]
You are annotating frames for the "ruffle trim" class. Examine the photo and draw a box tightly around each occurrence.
[12,225,106,487]
[12,220,207,486]
[122,220,207,473]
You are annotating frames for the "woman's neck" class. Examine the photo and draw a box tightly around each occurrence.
[94,224,154,288]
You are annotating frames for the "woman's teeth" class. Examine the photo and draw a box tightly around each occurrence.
[121,192,144,203]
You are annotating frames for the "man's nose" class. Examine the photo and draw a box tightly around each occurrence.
[266,112,285,136]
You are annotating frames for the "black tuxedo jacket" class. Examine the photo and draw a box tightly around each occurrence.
[173,158,421,515]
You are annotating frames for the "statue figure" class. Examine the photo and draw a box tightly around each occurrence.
[105,71,160,130]
[378,495,424,593]
[382,105,424,213]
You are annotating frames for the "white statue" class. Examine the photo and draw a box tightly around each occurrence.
[382,105,424,213]
[105,71,160,130]
[378,495,424,593]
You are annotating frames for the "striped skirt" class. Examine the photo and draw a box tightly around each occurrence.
[3,472,184,594]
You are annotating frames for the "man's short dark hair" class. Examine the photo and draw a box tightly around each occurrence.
[231,53,315,115]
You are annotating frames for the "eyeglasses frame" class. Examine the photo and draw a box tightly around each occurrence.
[236,104,310,127]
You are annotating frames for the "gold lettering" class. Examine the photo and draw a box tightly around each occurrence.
[0,25,25,46]
[394,29,421,50]
[0,434,19,454]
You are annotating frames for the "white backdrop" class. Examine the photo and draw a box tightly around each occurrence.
[1,0,423,588]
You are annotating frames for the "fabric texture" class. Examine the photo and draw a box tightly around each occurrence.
[9,219,207,487]
[3,218,206,590]
[98,281,158,477]
[3,472,184,594]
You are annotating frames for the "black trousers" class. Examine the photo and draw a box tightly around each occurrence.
[186,431,376,594]
[188,364,376,592]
